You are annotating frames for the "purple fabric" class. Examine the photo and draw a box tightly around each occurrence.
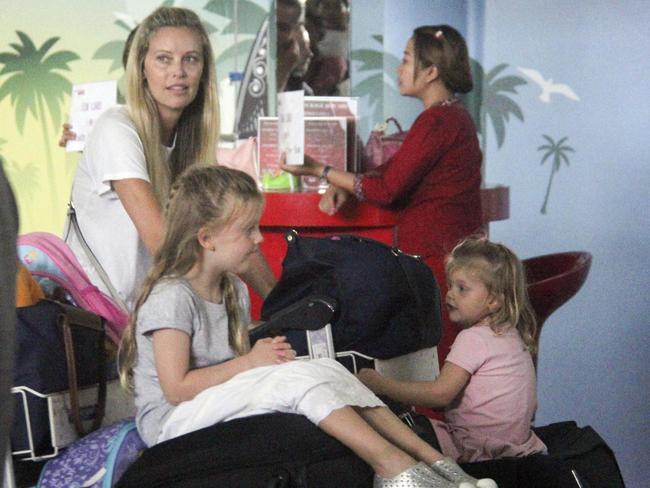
[38,419,146,488]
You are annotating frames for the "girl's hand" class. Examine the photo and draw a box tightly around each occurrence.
[279,153,324,177]
[319,185,349,215]
[58,123,76,148]
[357,368,387,395]
[247,336,296,368]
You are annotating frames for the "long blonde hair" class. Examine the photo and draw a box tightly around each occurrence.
[446,237,538,353]
[125,6,220,205]
[118,166,263,390]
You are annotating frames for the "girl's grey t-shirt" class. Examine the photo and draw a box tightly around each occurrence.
[132,276,250,446]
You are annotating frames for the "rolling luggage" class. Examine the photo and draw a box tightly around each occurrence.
[116,413,373,488]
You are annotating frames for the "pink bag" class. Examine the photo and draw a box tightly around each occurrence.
[17,232,128,344]
[361,117,407,172]
[216,137,259,182]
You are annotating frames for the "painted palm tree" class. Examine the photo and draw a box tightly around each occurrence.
[538,134,574,214]
[351,34,401,128]
[0,31,79,210]
[475,62,527,151]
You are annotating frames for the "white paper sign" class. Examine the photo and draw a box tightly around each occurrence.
[277,90,304,166]
[66,80,118,152]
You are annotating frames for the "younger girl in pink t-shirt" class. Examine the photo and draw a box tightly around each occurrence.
[358,237,547,465]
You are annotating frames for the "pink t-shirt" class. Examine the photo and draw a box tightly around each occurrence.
[430,324,547,462]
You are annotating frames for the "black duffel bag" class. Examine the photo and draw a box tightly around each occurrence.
[12,299,107,456]
[261,231,442,359]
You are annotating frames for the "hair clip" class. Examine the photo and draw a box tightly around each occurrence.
[435,30,444,40]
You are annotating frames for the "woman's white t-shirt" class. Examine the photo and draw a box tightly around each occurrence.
[65,105,172,309]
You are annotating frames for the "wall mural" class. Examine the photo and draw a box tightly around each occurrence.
[0,1,269,233]
[0,3,581,234]
[0,31,79,213]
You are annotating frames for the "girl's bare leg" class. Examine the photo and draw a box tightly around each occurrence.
[317,406,417,478]
[356,406,444,464]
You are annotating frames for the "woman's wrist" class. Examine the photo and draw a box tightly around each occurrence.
[319,165,332,182]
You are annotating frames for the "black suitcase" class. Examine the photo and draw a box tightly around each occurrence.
[116,412,373,488]
[460,421,626,488]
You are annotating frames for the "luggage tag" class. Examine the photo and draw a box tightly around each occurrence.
[306,324,336,360]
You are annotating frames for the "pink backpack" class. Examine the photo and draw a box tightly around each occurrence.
[17,232,128,344]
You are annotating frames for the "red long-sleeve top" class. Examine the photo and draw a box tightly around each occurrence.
[359,102,482,263]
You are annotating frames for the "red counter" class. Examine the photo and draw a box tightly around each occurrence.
[250,186,509,319]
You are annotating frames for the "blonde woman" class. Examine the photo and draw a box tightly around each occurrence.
[65,6,275,310]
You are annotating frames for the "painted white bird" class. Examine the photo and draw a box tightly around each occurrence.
[517,67,580,103]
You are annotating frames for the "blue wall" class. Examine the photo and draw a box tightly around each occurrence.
[352,1,650,486]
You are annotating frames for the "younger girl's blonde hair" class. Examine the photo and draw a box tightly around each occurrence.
[118,166,263,390]
[446,237,538,353]
[125,6,219,205]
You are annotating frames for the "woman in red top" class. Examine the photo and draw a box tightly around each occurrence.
[281,25,482,364]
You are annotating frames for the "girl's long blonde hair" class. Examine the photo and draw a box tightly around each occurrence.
[125,6,219,205]
[118,166,263,390]
[446,237,538,353]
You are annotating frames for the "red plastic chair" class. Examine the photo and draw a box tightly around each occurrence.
[522,251,592,369]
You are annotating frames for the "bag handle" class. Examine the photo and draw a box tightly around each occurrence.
[57,301,107,436]
[385,117,404,134]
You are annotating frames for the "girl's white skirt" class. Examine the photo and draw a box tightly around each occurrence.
[158,357,385,443]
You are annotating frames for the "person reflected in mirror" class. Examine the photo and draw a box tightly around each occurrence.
[304,0,350,95]
[285,22,315,95]
[276,0,301,91]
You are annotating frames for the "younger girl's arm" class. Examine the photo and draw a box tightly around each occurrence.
[153,329,294,405]
[357,361,471,409]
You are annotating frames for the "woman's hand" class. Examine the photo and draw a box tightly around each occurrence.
[247,336,296,368]
[319,185,349,215]
[357,368,388,395]
[58,123,76,148]
[279,153,324,178]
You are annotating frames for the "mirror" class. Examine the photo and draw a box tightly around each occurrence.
[277,0,351,96]
[233,0,351,138]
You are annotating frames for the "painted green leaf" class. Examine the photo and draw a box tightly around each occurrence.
[93,40,126,73]
[205,0,267,34]
[215,39,254,67]
[350,49,383,71]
